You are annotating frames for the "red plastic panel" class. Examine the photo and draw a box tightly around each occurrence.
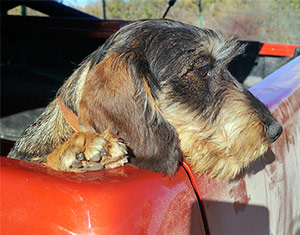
[259,43,300,57]
[0,158,205,235]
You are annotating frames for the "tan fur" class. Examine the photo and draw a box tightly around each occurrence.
[44,56,131,171]
[76,52,181,175]
[46,129,127,171]
[78,53,137,133]
[159,87,269,179]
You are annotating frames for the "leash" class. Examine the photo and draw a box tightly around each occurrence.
[57,96,80,132]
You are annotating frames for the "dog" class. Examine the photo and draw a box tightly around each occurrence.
[7,19,282,179]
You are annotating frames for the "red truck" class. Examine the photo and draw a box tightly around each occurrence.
[1,1,299,234]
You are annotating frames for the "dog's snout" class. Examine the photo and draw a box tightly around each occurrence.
[266,121,283,143]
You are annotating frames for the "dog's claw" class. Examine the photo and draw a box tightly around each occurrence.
[100,149,107,155]
[76,152,85,160]
[71,160,83,168]
[91,155,101,162]
[51,131,129,172]
[104,157,129,169]
[86,163,104,171]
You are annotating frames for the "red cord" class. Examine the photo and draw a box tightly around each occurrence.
[181,161,210,235]
[181,161,203,200]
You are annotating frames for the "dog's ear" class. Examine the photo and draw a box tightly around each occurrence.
[78,52,181,176]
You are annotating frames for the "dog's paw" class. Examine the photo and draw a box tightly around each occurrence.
[46,129,128,172]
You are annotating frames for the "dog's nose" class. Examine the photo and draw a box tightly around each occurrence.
[266,121,283,143]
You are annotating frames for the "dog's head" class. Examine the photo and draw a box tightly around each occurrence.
[79,19,282,179]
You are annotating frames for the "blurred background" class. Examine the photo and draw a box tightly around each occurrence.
[7,0,300,44]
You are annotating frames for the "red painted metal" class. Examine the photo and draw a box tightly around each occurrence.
[259,43,300,57]
[0,157,205,235]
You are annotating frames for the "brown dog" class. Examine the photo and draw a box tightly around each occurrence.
[8,19,282,179]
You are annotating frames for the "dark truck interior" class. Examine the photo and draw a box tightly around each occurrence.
[1,1,299,156]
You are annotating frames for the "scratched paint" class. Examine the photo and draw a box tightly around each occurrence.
[194,57,300,235]
[229,179,250,214]
[247,57,300,235]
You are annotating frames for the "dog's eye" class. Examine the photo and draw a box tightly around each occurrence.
[186,65,210,78]
[195,66,209,77]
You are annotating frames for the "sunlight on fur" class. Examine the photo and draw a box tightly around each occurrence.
[159,88,269,179]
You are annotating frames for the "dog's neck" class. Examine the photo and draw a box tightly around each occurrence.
[57,96,80,132]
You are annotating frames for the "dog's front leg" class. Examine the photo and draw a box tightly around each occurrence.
[45,129,128,172]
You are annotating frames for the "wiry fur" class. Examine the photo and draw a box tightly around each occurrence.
[8,19,282,179]
[159,88,269,178]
